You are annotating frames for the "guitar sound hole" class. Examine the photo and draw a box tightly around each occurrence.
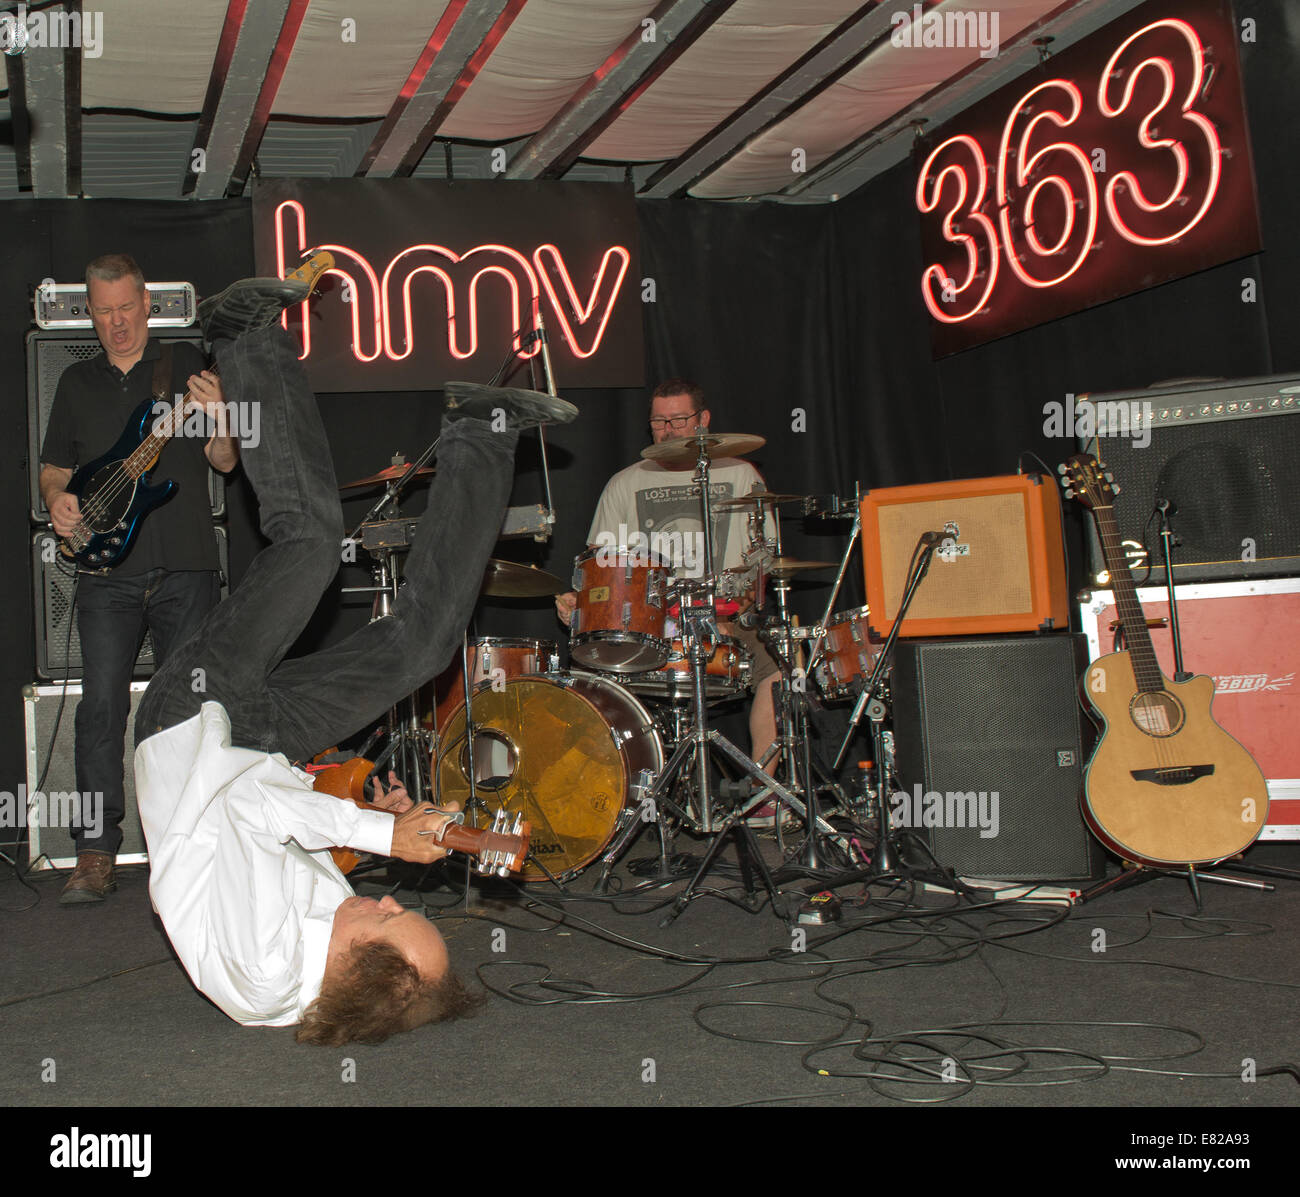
[1129,691,1185,738]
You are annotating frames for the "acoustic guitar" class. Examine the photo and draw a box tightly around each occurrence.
[58,251,334,570]
[311,756,531,877]
[1059,453,1268,866]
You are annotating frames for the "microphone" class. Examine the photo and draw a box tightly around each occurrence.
[919,530,947,545]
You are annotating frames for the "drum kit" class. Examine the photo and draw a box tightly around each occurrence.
[341,394,937,913]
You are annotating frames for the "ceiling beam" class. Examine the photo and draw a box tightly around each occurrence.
[360,0,525,179]
[20,8,69,197]
[637,0,901,200]
[4,43,33,192]
[504,0,738,181]
[189,0,310,200]
[183,0,249,198]
[63,0,81,197]
[780,0,1145,202]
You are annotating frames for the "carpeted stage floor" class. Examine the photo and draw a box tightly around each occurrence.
[4,830,1299,1122]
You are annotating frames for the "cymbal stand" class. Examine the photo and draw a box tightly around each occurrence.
[747,500,833,868]
[339,541,436,803]
[635,434,835,922]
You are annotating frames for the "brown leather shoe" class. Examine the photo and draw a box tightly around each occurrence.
[60,851,117,904]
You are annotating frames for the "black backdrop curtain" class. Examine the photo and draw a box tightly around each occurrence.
[2,0,1296,805]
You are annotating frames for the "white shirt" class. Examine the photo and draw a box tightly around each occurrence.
[134,702,395,1027]
[588,457,771,574]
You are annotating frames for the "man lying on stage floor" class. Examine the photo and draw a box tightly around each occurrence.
[132,274,576,1046]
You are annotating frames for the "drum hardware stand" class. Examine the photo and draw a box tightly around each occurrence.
[801,483,863,688]
[632,433,834,922]
[591,769,695,893]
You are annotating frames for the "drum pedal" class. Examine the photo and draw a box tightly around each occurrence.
[796,891,842,925]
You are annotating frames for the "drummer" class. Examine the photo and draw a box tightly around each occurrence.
[556,380,780,783]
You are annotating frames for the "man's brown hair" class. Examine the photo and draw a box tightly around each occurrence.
[650,378,705,413]
[295,941,484,1046]
[85,253,146,292]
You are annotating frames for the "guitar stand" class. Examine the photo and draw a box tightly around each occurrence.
[1080,861,1273,914]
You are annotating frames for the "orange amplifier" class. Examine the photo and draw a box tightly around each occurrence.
[860,473,1069,639]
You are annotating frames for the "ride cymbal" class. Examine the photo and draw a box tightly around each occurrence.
[765,557,836,576]
[481,559,565,597]
[713,491,807,511]
[641,432,765,467]
[340,463,435,491]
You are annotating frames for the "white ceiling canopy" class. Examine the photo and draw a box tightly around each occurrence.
[3,0,1148,203]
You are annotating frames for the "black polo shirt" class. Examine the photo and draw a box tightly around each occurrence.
[40,338,221,576]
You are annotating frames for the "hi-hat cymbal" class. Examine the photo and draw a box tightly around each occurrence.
[340,462,435,491]
[641,432,765,467]
[765,557,836,576]
[714,491,807,511]
[481,559,564,598]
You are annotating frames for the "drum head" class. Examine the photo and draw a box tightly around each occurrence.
[436,676,660,882]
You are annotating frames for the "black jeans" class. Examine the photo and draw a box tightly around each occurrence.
[136,326,517,764]
[75,568,220,854]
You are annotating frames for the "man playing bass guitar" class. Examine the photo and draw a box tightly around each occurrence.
[39,253,237,904]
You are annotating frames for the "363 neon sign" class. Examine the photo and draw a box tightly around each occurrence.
[914,1,1259,355]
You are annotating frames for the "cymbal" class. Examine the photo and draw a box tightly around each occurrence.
[765,557,836,576]
[340,462,434,491]
[713,491,806,511]
[641,432,765,467]
[481,559,565,598]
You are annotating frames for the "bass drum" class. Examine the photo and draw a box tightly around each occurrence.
[435,674,663,882]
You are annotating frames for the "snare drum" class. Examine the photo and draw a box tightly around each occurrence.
[569,548,669,673]
[623,635,752,701]
[816,606,881,698]
[429,637,558,731]
[436,674,663,882]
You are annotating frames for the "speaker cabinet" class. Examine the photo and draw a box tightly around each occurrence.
[891,634,1103,882]
[32,526,228,680]
[860,474,1069,639]
[22,681,150,869]
[26,328,226,519]
[1080,375,1300,584]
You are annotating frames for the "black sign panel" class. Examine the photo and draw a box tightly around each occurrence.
[252,178,643,392]
[914,0,1260,356]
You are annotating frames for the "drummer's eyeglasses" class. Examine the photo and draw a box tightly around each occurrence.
[649,413,700,431]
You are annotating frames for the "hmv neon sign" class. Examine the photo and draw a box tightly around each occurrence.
[914,1,1259,355]
[253,179,644,391]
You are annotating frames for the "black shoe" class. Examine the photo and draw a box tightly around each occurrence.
[444,382,578,431]
[198,278,310,344]
[198,251,335,345]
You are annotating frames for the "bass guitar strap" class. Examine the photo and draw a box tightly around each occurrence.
[151,343,174,407]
